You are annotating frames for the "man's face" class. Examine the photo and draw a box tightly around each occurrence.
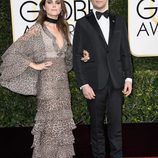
[91,0,108,11]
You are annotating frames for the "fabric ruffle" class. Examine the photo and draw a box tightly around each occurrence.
[31,97,76,158]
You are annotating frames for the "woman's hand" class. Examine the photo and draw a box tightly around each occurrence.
[29,61,53,70]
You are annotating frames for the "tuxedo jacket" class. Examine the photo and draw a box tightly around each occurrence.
[73,12,133,90]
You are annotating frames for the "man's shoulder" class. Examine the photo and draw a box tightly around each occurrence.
[110,12,125,21]
[76,12,93,23]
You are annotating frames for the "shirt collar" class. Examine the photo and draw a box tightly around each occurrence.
[92,8,109,20]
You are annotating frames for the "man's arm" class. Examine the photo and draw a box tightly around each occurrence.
[120,17,133,96]
[120,17,133,78]
[73,21,88,87]
[73,21,95,100]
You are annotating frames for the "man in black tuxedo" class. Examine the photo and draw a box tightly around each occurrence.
[73,0,133,158]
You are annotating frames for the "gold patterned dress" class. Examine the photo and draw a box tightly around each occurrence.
[0,23,76,158]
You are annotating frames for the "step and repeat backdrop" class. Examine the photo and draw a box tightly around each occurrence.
[10,0,158,57]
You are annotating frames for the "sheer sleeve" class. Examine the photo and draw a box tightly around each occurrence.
[0,24,41,80]
[0,23,43,95]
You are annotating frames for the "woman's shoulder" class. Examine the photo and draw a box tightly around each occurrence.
[20,22,43,41]
[29,22,42,31]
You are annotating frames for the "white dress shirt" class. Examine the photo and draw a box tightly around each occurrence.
[93,8,110,44]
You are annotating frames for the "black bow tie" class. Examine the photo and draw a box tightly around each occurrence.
[96,10,109,20]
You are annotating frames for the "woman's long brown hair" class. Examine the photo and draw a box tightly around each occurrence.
[37,0,71,45]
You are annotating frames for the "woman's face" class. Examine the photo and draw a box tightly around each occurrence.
[43,0,62,19]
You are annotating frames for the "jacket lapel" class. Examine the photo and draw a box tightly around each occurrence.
[108,13,116,45]
[86,12,108,46]
[86,12,116,47]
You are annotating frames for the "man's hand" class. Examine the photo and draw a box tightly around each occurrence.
[82,84,96,100]
[122,81,132,97]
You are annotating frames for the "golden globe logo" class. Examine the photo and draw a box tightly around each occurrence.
[10,0,92,41]
[128,0,158,57]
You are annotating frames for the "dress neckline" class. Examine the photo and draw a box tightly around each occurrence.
[42,25,67,51]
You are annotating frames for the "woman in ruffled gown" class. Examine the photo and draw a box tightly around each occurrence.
[0,0,76,157]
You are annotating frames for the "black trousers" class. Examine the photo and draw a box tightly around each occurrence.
[87,80,124,158]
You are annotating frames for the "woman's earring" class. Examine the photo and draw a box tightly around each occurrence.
[43,6,46,11]
[60,10,64,17]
